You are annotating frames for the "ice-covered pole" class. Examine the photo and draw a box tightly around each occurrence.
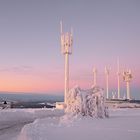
[93,68,97,86]
[105,66,110,99]
[60,21,73,104]
[117,58,121,99]
[123,70,132,100]
[126,82,130,99]
[64,52,69,103]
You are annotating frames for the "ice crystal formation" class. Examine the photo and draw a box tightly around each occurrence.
[65,86,109,118]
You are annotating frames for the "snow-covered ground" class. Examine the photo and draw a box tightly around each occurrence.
[0,109,64,140]
[1,108,140,140]
[18,108,140,140]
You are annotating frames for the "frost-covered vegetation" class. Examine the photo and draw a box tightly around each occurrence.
[65,86,109,118]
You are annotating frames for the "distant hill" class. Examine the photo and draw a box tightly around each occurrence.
[0,92,63,102]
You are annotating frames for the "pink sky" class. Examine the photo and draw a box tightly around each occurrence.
[0,0,139,99]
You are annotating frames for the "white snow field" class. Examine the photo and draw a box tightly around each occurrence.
[16,108,140,140]
[1,86,140,140]
[0,109,64,140]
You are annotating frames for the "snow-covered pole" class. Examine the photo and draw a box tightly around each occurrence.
[60,21,73,104]
[123,69,132,100]
[105,66,110,99]
[64,52,69,103]
[117,58,121,99]
[126,82,130,99]
[93,68,97,86]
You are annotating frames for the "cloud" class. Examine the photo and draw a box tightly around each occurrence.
[0,65,33,75]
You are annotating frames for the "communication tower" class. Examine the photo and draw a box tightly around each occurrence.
[93,68,97,86]
[60,21,73,104]
[123,70,132,100]
[117,58,121,99]
[105,66,110,99]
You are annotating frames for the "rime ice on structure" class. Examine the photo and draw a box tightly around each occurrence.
[93,68,97,86]
[123,70,132,100]
[117,58,121,99]
[60,21,73,104]
[105,66,110,99]
[65,86,109,118]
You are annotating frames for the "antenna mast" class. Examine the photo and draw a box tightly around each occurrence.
[93,67,97,86]
[123,69,132,100]
[60,21,73,104]
[105,66,110,99]
[117,58,121,99]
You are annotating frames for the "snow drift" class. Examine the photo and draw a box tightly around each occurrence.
[18,109,140,140]
[65,86,109,118]
[17,86,110,140]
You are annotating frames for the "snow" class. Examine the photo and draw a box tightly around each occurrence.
[108,102,140,108]
[1,102,140,140]
[18,108,140,140]
[66,86,109,118]
[56,102,66,109]
[0,109,64,140]
[0,101,11,109]
[0,108,63,122]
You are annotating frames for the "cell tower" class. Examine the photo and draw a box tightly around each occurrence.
[60,21,73,104]
[123,70,132,100]
[93,68,97,86]
[117,58,121,99]
[105,66,110,99]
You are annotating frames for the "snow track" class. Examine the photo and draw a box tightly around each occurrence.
[0,109,64,140]
[0,120,33,140]
[19,108,140,140]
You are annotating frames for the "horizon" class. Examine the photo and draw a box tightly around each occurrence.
[0,0,140,99]
[0,87,140,100]
[0,92,64,102]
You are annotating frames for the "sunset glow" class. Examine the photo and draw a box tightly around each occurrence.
[0,0,139,99]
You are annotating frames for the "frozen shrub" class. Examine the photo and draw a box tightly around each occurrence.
[65,86,109,118]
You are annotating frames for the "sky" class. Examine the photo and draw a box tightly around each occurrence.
[0,0,140,98]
